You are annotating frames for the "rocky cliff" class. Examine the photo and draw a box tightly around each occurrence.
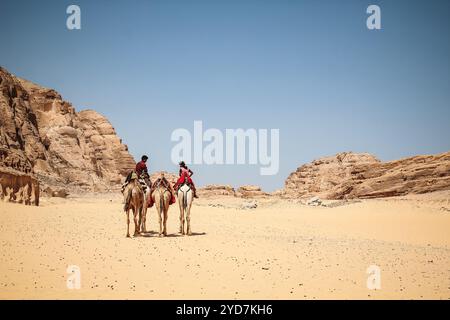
[283,151,450,199]
[0,67,135,192]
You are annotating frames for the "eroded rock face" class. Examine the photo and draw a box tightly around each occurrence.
[197,184,270,198]
[236,185,270,198]
[198,185,236,197]
[283,151,450,199]
[0,168,39,206]
[0,67,135,192]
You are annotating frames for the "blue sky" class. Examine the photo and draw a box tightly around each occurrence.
[1,0,449,191]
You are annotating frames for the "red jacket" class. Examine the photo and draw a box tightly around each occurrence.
[135,161,148,176]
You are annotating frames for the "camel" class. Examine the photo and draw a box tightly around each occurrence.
[177,182,194,235]
[151,175,172,237]
[140,185,151,233]
[123,177,145,238]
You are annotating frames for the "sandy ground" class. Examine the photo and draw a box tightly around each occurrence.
[0,191,450,300]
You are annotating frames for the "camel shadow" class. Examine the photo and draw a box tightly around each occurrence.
[164,233,183,238]
[188,232,207,237]
[138,231,207,238]
[139,231,158,238]
[167,232,207,237]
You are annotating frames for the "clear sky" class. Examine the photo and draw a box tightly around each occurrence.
[1,0,449,191]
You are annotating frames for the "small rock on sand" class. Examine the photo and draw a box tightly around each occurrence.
[241,201,258,210]
[306,197,322,206]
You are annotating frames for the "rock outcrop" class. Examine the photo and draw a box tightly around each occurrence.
[0,66,135,192]
[197,184,270,198]
[0,168,39,206]
[283,151,450,199]
[236,185,270,198]
[198,185,236,197]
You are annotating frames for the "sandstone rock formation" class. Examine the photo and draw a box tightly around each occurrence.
[283,151,450,199]
[198,185,236,197]
[0,67,135,193]
[197,184,270,198]
[0,168,39,206]
[236,185,270,198]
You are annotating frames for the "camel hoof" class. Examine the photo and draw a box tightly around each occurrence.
[126,234,131,238]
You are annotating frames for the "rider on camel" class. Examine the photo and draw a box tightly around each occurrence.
[135,156,176,207]
[136,155,151,187]
[173,161,198,198]
[123,155,151,190]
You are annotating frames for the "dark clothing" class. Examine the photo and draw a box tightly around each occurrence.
[124,161,148,186]
[136,161,148,177]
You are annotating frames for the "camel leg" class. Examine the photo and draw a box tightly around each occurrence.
[133,207,140,237]
[162,198,168,236]
[163,207,168,236]
[138,203,143,233]
[186,204,192,236]
[143,192,150,233]
[181,207,185,235]
[141,205,147,233]
[179,198,185,235]
[158,208,163,237]
[126,209,131,238]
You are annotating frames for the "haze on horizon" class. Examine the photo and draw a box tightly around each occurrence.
[1,0,449,191]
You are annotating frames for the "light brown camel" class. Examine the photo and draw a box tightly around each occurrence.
[123,177,145,238]
[177,182,194,235]
[139,185,151,233]
[151,175,171,237]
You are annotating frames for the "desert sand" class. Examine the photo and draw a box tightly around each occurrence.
[1,191,450,300]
